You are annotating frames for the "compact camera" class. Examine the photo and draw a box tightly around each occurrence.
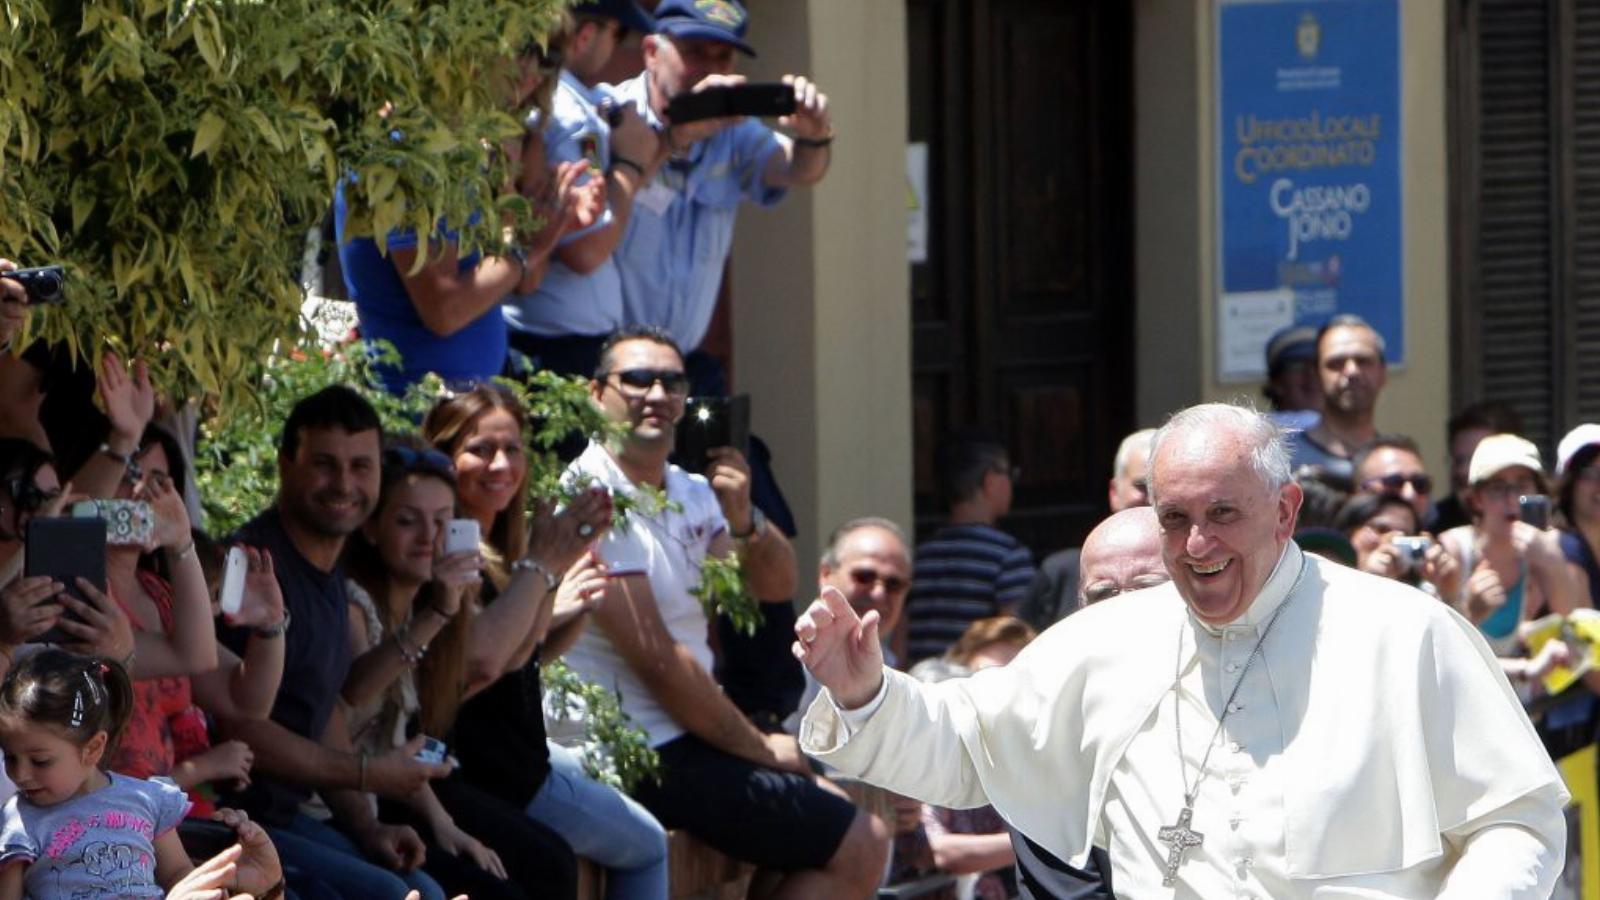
[1391,535,1432,572]
[0,265,65,305]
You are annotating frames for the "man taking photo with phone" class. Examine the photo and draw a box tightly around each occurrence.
[604,0,833,394]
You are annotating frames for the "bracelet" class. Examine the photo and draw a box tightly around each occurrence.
[610,156,646,178]
[393,623,427,666]
[259,878,287,900]
[357,751,369,793]
[121,646,136,671]
[252,610,291,639]
[512,557,561,592]
[509,246,528,283]
[167,540,196,562]
[793,134,834,148]
[98,442,135,469]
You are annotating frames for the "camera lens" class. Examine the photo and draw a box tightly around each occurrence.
[27,270,62,304]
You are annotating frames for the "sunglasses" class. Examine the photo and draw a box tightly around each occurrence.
[1082,574,1170,605]
[605,368,690,397]
[384,445,457,478]
[5,477,60,514]
[848,568,909,595]
[1362,473,1432,495]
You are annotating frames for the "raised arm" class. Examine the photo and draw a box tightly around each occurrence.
[705,447,796,601]
[762,75,832,190]
[191,547,287,720]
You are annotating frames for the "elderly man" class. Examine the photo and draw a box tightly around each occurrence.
[796,402,1567,897]
[1288,314,1387,479]
[1020,429,1155,629]
[563,324,889,898]
[1076,506,1167,606]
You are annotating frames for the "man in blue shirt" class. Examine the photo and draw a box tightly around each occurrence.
[503,0,665,378]
[606,0,835,365]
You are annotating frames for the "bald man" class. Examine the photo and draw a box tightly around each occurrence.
[1077,506,1169,606]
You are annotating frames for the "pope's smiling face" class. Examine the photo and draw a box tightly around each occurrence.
[1151,428,1301,626]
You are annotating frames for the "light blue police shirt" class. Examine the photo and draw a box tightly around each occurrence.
[504,70,623,339]
[602,72,788,350]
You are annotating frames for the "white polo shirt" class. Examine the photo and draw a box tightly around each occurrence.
[560,441,728,747]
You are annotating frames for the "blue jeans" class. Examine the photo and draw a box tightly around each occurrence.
[526,742,669,900]
[270,813,445,900]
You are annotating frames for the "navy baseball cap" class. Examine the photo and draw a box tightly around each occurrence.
[1265,324,1318,375]
[652,0,757,57]
[571,0,655,35]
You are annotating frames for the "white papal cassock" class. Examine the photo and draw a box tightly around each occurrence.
[800,541,1570,898]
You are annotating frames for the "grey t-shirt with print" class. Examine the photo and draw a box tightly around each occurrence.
[0,772,190,898]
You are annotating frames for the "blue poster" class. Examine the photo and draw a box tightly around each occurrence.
[1216,0,1402,381]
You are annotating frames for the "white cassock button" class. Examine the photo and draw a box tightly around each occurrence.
[1226,662,1240,673]
[1230,817,1242,830]
[1228,702,1243,713]
[1230,741,1244,753]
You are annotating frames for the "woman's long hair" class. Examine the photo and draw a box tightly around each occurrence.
[343,436,471,737]
[420,385,530,593]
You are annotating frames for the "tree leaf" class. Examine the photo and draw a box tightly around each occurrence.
[190,110,225,159]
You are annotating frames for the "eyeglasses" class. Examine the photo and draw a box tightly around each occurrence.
[1478,479,1538,500]
[848,568,909,595]
[5,478,60,514]
[384,445,457,479]
[604,368,690,397]
[1362,473,1433,496]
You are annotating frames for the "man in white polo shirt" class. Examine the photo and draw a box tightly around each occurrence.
[561,325,889,898]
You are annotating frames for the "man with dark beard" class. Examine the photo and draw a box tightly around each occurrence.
[215,386,456,900]
[1286,315,1387,480]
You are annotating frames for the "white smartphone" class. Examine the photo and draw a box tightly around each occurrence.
[444,519,480,555]
[218,546,247,616]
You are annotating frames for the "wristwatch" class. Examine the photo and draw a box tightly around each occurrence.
[252,611,291,639]
[732,507,767,542]
[513,557,561,591]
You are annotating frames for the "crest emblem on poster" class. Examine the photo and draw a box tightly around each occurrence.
[1297,12,1320,59]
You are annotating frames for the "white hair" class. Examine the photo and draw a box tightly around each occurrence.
[1111,428,1157,479]
[1146,402,1291,503]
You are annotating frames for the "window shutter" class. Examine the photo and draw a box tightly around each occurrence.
[1574,0,1600,425]
[1464,0,1559,450]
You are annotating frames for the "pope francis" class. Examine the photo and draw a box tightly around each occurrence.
[795,403,1568,898]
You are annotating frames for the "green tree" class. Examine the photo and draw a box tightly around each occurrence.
[0,0,560,404]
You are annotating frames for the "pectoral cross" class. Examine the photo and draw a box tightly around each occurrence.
[1157,805,1205,887]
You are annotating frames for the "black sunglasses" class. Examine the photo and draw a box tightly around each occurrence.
[849,568,909,595]
[1363,473,1432,496]
[5,477,60,513]
[384,446,457,479]
[605,368,690,396]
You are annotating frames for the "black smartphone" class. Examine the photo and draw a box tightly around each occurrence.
[663,83,797,125]
[1519,494,1552,529]
[0,266,66,305]
[24,517,105,644]
[673,394,751,475]
[177,819,238,863]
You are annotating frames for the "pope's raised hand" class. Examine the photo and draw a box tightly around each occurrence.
[793,586,884,710]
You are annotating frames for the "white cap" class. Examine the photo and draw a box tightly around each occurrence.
[1556,424,1600,476]
[1468,433,1544,485]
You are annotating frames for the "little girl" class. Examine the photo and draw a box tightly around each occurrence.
[0,650,192,899]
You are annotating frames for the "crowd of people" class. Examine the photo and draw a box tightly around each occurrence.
[0,0,1590,897]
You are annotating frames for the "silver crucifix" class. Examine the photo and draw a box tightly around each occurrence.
[1157,805,1205,886]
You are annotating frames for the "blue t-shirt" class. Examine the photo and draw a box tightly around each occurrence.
[334,181,506,393]
[219,508,353,826]
[0,773,190,898]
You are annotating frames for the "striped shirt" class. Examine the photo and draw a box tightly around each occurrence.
[904,523,1036,663]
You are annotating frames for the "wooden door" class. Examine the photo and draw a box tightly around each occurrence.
[908,0,1134,555]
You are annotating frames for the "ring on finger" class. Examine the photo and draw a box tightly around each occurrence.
[578,523,595,538]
